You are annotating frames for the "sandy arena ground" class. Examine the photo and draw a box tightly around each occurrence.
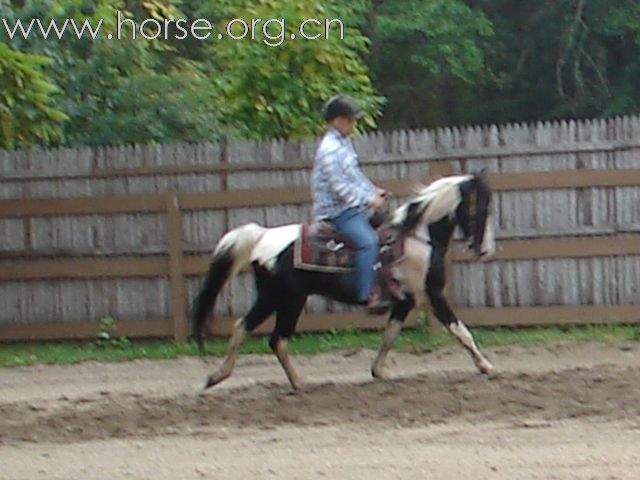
[1,341,640,479]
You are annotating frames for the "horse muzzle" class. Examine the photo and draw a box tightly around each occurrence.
[469,241,494,262]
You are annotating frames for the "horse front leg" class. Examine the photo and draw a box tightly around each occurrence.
[448,318,494,375]
[272,337,300,391]
[426,272,494,375]
[371,295,415,379]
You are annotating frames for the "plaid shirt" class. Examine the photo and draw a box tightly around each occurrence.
[311,128,376,220]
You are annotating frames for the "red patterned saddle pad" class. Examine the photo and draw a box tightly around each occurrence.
[293,222,405,273]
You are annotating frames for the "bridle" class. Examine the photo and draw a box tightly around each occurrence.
[467,178,491,256]
[467,188,479,252]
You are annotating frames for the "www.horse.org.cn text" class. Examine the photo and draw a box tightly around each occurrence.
[1,11,347,47]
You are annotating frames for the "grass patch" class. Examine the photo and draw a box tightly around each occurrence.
[1,323,639,368]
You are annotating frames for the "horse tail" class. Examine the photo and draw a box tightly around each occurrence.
[191,223,267,354]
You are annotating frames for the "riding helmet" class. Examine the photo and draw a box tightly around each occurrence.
[322,94,364,121]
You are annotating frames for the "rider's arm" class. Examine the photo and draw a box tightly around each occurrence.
[344,153,377,206]
[319,145,376,209]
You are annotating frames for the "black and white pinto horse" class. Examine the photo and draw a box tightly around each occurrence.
[192,172,496,390]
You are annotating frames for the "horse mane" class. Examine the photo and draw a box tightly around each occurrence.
[391,175,471,233]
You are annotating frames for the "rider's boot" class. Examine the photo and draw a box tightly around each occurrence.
[363,286,391,315]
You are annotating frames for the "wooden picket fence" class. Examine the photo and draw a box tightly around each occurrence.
[1,116,640,342]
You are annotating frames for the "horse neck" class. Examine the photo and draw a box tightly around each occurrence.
[426,216,457,249]
[396,212,456,250]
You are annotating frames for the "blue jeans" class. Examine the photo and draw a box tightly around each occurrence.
[330,208,379,303]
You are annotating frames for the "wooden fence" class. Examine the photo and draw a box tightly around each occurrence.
[1,115,640,342]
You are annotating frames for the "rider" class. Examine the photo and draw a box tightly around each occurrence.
[310,94,389,313]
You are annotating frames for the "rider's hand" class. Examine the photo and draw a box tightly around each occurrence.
[372,188,386,209]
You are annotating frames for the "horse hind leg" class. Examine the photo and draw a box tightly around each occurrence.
[203,317,247,389]
[269,296,307,391]
[371,295,415,379]
[203,297,274,390]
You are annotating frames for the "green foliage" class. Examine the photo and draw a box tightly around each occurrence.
[2,0,223,147]
[0,43,67,149]
[201,0,384,140]
[1,324,639,368]
[96,316,130,349]
[372,0,492,81]
[365,0,640,129]
[458,0,640,124]
[367,0,494,128]
[2,0,381,146]
[3,0,640,148]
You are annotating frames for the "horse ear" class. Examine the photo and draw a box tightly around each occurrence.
[474,168,488,180]
[473,169,491,189]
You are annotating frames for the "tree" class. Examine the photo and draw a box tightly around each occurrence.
[199,0,384,140]
[365,0,494,129]
[0,43,67,149]
[5,0,640,148]
[461,0,640,124]
[2,0,223,146]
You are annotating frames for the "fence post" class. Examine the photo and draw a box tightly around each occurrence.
[166,193,188,342]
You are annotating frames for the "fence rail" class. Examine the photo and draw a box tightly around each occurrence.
[1,306,639,342]
[2,232,640,282]
[3,169,640,219]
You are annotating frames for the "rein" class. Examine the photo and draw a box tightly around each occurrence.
[382,222,432,248]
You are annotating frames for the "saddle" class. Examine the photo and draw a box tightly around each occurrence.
[293,212,406,301]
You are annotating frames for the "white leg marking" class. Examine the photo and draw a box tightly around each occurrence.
[206,318,247,388]
[449,321,494,374]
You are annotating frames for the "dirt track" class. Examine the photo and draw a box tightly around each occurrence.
[2,341,640,479]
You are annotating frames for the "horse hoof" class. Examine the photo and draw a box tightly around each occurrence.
[202,373,228,391]
[284,382,303,394]
[202,376,216,391]
[371,368,387,380]
[479,363,497,377]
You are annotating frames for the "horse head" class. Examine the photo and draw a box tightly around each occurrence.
[392,171,496,259]
[457,169,495,259]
